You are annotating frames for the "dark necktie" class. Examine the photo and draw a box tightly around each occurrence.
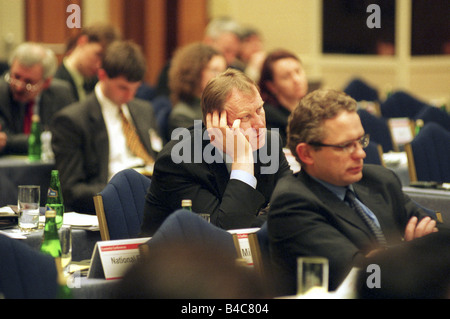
[119,107,154,165]
[345,189,387,246]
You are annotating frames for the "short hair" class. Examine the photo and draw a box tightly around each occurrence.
[65,22,121,52]
[169,42,222,105]
[204,16,243,39]
[201,68,258,123]
[259,49,302,105]
[287,89,357,165]
[9,42,57,79]
[101,41,147,82]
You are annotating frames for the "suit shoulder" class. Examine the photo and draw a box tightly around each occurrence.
[363,164,397,181]
[272,173,300,195]
[49,78,72,91]
[131,97,153,109]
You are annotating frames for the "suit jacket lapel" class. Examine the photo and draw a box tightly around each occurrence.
[353,183,390,231]
[299,171,374,239]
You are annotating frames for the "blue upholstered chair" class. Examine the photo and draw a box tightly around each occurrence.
[380,91,429,119]
[145,209,237,259]
[135,82,157,102]
[358,109,394,152]
[93,169,151,241]
[344,78,379,102]
[364,141,384,166]
[414,106,450,132]
[0,234,59,299]
[405,122,450,184]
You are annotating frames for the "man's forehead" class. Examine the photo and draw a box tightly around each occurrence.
[10,60,44,78]
[225,86,260,104]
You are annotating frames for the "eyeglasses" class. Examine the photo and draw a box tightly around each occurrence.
[309,134,370,153]
[4,73,43,92]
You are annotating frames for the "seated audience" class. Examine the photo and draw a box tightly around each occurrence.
[259,49,308,145]
[54,22,120,101]
[155,16,242,97]
[268,89,439,295]
[167,42,226,136]
[0,42,75,155]
[140,69,292,236]
[51,41,160,214]
[233,25,266,82]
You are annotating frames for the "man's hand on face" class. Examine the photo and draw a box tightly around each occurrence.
[206,110,254,175]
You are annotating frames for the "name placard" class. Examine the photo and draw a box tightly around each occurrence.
[228,228,260,267]
[88,237,150,280]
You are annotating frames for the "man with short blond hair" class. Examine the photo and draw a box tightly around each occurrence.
[140,69,292,236]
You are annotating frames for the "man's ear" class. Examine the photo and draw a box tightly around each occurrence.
[42,77,52,90]
[97,68,107,81]
[76,34,89,47]
[296,142,314,166]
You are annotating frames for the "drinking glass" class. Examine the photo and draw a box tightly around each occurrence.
[297,257,329,295]
[198,213,211,223]
[18,185,40,232]
[59,224,72,276]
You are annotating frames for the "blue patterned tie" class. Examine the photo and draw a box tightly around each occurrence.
[345,189,387,247]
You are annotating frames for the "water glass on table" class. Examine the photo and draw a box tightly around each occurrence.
[17,185,40,232]
[59,224,72,276]
[297,257,329,295]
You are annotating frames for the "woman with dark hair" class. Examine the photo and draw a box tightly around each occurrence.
[168,42,226,135]
[259,49,308,145]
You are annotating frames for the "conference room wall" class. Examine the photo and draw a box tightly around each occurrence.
[0,0,448,104]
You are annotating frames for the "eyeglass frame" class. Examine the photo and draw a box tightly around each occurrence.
[4,72,44,93]
[308,133,370,153]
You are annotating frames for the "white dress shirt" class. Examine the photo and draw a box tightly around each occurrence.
[95,84,145,180]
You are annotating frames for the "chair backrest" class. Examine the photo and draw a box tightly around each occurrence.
[145,209,237,259]
[405,122,450,184]
[364,141,385,166]
[0,234,58,299]
[343,78,379,102]
[414,106,450,132]
[380,91,429,119]
[93,169,151,241]
[358,109,395,152]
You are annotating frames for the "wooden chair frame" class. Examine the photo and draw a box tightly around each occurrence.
[93,194,110,241]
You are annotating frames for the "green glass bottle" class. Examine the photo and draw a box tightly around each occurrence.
[415,119,424,136]
[28,114,42,161]
[181,199,192,212]
[40,207,62,258]
[46,170,65,229]
[40,207,72,299]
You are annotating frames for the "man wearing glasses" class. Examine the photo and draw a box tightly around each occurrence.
[0,42,75,155]
[267,89,440,295]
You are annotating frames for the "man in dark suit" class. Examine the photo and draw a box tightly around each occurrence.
[140,69,292,236]
[0,42,75,155]
[51,41,161,214]
[268,89,440,295]
[54,23,120,101]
